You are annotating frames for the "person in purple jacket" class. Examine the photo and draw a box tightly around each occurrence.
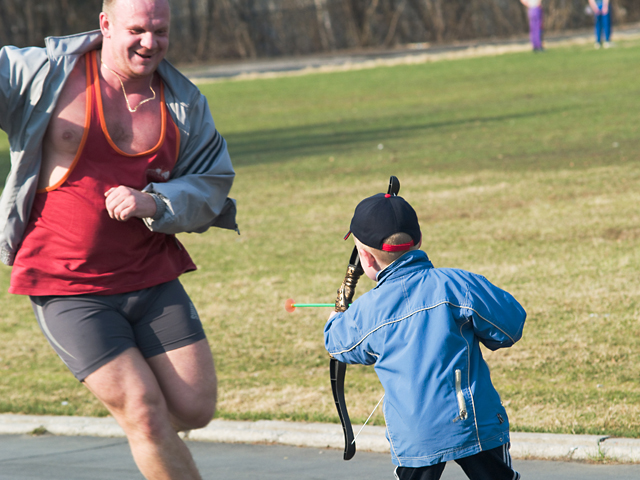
[521,0,544,52]
[325,192,526,480]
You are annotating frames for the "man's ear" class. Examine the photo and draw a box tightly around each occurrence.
[99,12,111,37]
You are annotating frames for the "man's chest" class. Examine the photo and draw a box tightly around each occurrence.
[44,64,163,157]
[101,99,163,154]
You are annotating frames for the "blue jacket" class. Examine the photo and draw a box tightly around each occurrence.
[324,250,526,467]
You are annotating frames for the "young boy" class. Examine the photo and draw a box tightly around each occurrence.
[324,192,526,480]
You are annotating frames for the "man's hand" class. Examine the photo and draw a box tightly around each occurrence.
[105,186,157,221]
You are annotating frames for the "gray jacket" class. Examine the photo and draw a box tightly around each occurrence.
[0,30,236,266]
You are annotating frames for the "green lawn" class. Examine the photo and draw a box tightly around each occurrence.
[1,39,639,437]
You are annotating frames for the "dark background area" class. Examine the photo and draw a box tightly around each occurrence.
[0,0,638,63]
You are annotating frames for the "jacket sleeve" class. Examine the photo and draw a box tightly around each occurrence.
[0,45,49,137]
[143,86,236,235]
[462,273,526,351]
[324,306,379,366]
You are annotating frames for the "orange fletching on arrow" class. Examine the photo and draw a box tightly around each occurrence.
[284,298,296,313]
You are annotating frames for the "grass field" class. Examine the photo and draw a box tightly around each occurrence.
[0,39,639,438]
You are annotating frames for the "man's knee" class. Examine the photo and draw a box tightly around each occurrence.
[113,389,173,438]
[173,392,216,430]
[88,374,173,439]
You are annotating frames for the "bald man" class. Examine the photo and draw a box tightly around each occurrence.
[0,1,236,478]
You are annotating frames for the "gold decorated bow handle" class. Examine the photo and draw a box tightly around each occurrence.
[335,246,364,312]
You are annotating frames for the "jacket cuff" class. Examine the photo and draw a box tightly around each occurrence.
[148,193,167,220]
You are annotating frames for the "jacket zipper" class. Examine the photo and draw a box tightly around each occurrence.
[453,369,468,422]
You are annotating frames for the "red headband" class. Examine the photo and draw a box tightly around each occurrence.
[381,241,415,252]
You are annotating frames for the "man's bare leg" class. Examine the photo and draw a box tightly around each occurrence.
[84,343,215,480]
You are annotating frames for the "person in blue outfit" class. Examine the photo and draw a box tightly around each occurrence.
[589,0,612,48]
[324,192,526,480]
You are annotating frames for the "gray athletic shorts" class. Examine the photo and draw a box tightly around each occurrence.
[30,279,206,382]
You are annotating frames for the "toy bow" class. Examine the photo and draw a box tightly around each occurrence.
[330,175,400,461]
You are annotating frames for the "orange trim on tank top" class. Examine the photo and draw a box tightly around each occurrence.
[90,50,166,157]
[39,55,93,193]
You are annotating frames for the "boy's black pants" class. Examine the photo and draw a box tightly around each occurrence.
[394,443,520,480]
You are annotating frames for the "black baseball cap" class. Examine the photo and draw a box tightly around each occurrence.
[344,193,421,252]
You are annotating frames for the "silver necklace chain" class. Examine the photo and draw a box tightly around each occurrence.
[100,59,156,113]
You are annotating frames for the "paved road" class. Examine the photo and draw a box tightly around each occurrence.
[1,434,639,480]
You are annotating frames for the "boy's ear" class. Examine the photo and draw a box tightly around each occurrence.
[358,247,377,268]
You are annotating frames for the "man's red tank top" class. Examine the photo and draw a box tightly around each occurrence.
[10,50,196,296]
